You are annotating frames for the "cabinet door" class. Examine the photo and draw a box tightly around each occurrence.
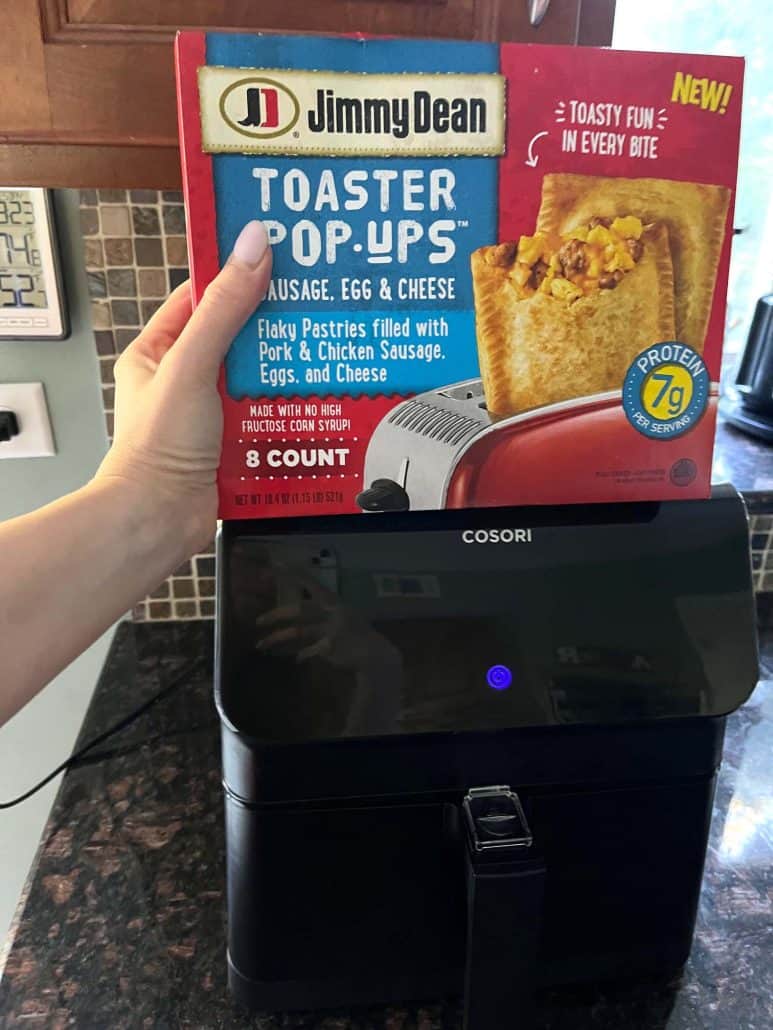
[0,1,615,188]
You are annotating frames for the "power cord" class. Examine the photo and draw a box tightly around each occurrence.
[72,719,218,768]
[0,657,204,810]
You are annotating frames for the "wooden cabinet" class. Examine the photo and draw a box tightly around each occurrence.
[0,0,615,188]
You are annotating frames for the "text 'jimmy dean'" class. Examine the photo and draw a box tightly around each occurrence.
[307,90,487,138]
[198,67,506,157]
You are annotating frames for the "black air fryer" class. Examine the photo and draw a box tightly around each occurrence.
[215,485,758,1027]
[721,294,773,441]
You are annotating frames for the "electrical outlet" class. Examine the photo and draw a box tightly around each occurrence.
[0,382,56,458]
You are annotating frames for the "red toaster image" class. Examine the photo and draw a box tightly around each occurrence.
[357,378,718,512]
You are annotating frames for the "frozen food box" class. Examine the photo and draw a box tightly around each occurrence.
[175,32,743,518]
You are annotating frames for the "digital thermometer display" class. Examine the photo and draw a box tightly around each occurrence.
[0,188,67,339]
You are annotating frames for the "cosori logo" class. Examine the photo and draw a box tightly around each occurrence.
[219,77,301,139]
[200,67,505,156]
[462,529,533,544]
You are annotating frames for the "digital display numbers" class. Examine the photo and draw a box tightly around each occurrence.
[0,190,47,309]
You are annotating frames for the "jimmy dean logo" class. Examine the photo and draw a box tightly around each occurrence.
[219,77,300,139]
[199,67,505,156]
[307,88,488,139]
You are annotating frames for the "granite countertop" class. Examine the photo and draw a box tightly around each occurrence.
[1,619,771,1029]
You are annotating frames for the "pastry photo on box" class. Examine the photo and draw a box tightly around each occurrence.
[472,174,730,417]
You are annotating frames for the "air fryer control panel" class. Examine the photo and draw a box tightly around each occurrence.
[217,488,757,743]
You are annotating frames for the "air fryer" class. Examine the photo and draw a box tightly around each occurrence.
[215,485,758,1028]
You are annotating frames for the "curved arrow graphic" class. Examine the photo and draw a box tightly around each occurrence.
[525,131,548,167]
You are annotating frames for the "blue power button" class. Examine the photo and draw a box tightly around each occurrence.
[486,665,512,690]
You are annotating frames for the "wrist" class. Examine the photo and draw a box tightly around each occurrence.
[88,473,215,574]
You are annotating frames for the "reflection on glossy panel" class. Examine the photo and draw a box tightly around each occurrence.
[218,487,758,743]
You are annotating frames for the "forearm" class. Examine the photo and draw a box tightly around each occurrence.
[0,224,268,728]
[0,478,203,726]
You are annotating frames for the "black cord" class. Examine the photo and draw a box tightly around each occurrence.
[71,718,218,767]
[0,657,204,810]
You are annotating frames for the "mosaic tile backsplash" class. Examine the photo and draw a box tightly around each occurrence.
[80,188,214,622]
[78,190,771,620]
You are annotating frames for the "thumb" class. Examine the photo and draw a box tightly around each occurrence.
[162,220,272,384]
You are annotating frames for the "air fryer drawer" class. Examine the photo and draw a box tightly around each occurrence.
[225,797,465,986]
[225,770,716,1009]
[532,776,715,983]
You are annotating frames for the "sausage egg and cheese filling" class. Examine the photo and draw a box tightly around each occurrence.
[484,215,646,303]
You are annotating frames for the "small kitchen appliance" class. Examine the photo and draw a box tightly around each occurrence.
[720,294,773,442]
[356,379,719,512]
[215,485,757,1026]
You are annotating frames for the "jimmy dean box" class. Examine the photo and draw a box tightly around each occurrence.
[175,32,743,519]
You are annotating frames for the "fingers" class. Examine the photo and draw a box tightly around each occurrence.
[163,220,272,385]
[113,283,194,395]
[136,283,194,366]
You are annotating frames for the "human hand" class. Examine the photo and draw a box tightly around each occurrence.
[95,221,271,554]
